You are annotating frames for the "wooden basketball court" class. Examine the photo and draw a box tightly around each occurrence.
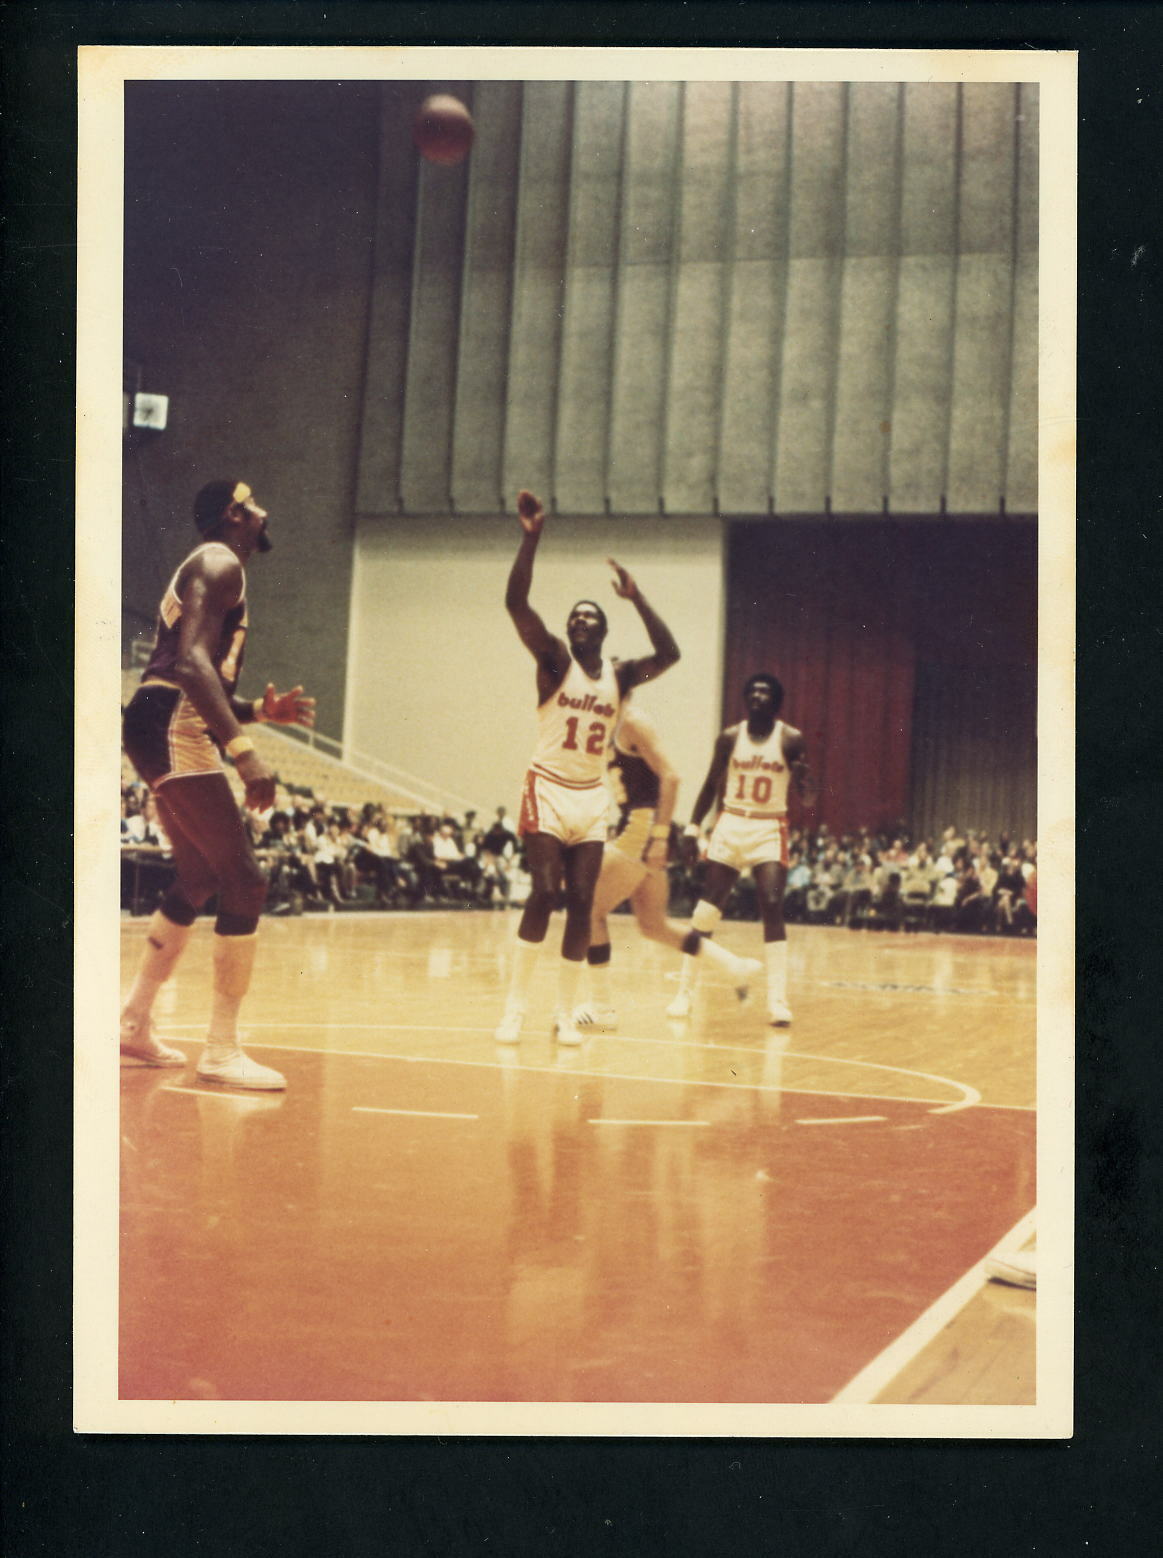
[119,912,1036,1406]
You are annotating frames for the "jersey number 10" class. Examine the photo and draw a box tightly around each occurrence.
[735,772,774,805]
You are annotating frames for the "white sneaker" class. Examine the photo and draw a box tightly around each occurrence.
[731,957,763,1001]
[666,990,693,1020]
[767,999,793,1027]
[986,1250,1036,1289]
[494,1007,525,1044]
[573,1002,617,1032]
[119,1013,187,1067]
[195,1047,287,1091]
[552,1011,584,1047]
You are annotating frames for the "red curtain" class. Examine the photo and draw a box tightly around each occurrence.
[722,521,1036,838]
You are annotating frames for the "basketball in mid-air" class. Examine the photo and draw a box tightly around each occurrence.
[413,94,474,166]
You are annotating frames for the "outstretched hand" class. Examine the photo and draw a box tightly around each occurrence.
[607,557,639,602]
[259,683,316,728]
[516,489,545,536]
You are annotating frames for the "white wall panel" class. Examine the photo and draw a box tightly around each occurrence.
[347,515,727,814]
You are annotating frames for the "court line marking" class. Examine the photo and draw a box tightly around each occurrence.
[829,1207,1039,1405]
[777,1049,980,1114]
[165,1022,989,1115]
[154,1033,1020,1115]
[159,1085,282,1101]
[352,1106,478,1120]
[588,1118,709,1128]
[795,1115,887,1125]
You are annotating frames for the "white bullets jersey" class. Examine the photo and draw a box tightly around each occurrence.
[529,656,621,787]
[721,720,791,820]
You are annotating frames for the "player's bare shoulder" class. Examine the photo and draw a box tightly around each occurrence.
[780,721,806,760]
[172,544,245,636]
[182,539,243,595]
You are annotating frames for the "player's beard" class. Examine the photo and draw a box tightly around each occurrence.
[257,525,273,553]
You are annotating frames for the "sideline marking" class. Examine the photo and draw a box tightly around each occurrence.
[352,1106,478,1120]
[830,1208,1039,1405]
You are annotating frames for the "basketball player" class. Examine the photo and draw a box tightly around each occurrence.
[669,673,815,1026]
[572,700,762,1032]
[495,489,681,1046]
[120,479,315,1089]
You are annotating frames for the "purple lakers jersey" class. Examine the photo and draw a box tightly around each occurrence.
[141,542,249,696]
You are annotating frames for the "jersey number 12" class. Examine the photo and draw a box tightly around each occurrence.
[563,717,606,756]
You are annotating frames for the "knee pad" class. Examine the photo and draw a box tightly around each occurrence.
[587,943,612,967]
[215,910,260,937]
[690,900,722,936]
[160,889,199,928]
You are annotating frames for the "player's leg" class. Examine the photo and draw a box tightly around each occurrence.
[157,773,285,1089]
[495,830,564,1043]
[754,858,792,1025]
[667,860,738,1018]
[552,839,604,1044]
[119,785,219,1065]
[632,870,762,998]
[575,849,642,1032]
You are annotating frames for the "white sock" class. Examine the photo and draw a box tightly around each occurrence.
[556,958,584,1017]
[203,933,258,1060]
[765,939,789,1004]
[122,909,194,1020]
[505,935,541,1013]
[694,936,741,978]
[680,901,722,992]
[587,955,612,1007]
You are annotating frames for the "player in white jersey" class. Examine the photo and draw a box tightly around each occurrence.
[669,673,815,1027]
[495,489,681,1047]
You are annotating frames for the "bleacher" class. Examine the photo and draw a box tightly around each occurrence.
[120,669,456,818]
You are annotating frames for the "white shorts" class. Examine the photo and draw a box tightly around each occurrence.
[518,768,609,848]
[706,810,788,872]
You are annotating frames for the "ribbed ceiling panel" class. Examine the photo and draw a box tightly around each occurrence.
[356,79,1037,519]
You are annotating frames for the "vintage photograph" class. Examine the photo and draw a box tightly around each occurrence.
[74,45,1076,1435]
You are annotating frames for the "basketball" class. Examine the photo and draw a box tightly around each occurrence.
[413,94,474,166]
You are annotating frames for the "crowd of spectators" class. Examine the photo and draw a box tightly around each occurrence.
[121,781,1036,937]
[776,823,1037,937]
[121,780,524,916]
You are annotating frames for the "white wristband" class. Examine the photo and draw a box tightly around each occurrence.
[682,824,702,839]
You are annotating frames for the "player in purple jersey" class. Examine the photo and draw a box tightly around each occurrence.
[572,702,761,1032]
[120,480,314,1089]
